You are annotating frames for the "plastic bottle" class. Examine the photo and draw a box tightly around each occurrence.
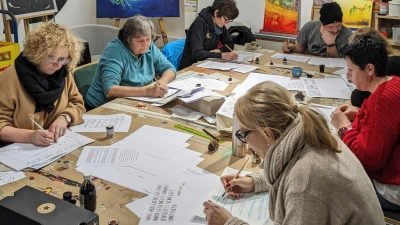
[79,173,96,212]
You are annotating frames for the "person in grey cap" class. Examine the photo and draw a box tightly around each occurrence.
[282,2,352,58]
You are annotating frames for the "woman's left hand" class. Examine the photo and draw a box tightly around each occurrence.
[203,201,233,225]
[48,116,68,142]
[330,108,350,129]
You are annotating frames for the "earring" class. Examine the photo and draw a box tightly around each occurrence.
[367,75,373,82]
[267,143,271,147]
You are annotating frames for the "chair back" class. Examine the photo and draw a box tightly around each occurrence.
[73,62,98,110]
[161,39,185,70]
[69,24,119,59]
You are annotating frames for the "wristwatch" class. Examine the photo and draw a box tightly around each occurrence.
[327,43,335,47]
[60,114,72,125]
[338,125,351,139]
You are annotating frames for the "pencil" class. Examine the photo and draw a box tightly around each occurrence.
[202,128,220,142]
[153,75,161,85]
[224,44,233,52]
[222,157,250,197]
[29,117,57,143]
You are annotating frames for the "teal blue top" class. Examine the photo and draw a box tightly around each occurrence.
[86,38,176,108]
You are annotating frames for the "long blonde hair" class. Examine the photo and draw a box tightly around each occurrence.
[234,81,340,153]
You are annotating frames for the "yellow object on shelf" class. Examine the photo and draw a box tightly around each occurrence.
[0,41,20,74]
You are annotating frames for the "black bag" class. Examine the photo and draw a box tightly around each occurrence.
[228,26,256,45]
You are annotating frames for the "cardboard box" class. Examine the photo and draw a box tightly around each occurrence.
[0,186,99,225]
[179,96,225,116]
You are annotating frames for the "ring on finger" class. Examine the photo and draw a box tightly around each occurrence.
[59,130,63,135]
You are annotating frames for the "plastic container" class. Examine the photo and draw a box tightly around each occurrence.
[0,41,19,74]
[389,1,400,17]
[392,26,400,43]
[380,3,389,15]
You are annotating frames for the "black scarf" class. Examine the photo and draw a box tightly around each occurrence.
[15,53,67,113]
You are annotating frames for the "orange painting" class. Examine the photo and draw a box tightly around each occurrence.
[261,0,298,35]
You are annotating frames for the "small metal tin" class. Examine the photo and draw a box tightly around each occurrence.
[62,160,71,169]
[108,219,119,225]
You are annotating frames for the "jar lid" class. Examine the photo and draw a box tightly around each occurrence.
[83,173,92,180]
[63,191,72,199]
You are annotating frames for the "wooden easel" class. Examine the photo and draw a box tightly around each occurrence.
[21,12,55,34]
[113,18,169,45]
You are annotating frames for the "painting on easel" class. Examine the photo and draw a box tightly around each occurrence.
[313,0,333,6]
[97,0,180,18]
[260,0,299,35]
[1,0,58,19]
[334,0,373,29]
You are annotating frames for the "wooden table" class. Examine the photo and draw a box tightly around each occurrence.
[0,50,350,224]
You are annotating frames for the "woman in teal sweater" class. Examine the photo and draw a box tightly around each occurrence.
[86,15,176,108]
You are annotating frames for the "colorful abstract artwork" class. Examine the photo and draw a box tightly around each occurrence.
[96,0,180,18]
[313,0,334,6]
[261,0,299,35]
[334,0,373,29]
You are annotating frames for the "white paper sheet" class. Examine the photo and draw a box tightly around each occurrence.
[193,167,269,225]
[112,125,192,160]
[301,78,351,99]
[271,53,311,63]
[178,90,225,104]
[168,76,228,91]
[232,73,291,95]
[139,173,220,225]
[126,196,150,218]
[196,61,240,70]
[310,105,337,132]
[0,171,25,187]
[307,57,331,67]
[0,132,94,170]
[69,114,132,132]
[126,89,179,103]
[216,95,239,119]
[283,80,305,91]
[76,146,164,168]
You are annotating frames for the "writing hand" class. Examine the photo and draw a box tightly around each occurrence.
[220,174,254,198]
[30,130,55,146]
[203,201,233,225]
[282,42,293,53]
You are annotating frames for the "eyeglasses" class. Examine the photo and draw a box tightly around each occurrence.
[223,16,233,23]
[48,56,71,65]
[235,130,255,143]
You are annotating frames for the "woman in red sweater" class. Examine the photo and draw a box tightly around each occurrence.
[331,34,400,211]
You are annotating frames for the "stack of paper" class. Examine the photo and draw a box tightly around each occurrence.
[0,132,94,171]
[0,171,25,187]
[271,53,311,63]
[301,78,351,99]
[76,125,208,194]
[69,114,132,132]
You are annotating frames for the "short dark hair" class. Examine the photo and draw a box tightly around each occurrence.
[210,0,239,21]
[344,34,388,77]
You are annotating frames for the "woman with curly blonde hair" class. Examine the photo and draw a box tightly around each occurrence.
[0,22,85,146]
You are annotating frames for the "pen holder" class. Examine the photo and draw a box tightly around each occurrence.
[232,113,246,158]
[291,67,303,78]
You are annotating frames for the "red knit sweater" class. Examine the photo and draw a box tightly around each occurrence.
[342,76,400,185]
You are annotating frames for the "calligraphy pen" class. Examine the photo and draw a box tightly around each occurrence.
[29,117,57,143]
[153,75,161,85]
[202,129,220,142]
[224,44,233,52]
[222,157,250,197]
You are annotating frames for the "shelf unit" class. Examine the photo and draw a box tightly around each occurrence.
[373,12,400,47]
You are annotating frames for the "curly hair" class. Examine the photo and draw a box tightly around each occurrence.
[23,22,83,71]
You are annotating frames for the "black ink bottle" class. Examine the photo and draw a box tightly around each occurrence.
[79,173,96,212]
[255,57,259,64]
[63,191,77,205]
[283,57,288,65]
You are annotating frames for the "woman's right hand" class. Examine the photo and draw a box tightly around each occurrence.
[220,174,255,198]
[337,104,358,121]
[145,83,167,98]
[29,130,55,146]
[222,52,238,60]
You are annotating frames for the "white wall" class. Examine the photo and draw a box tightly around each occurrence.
[190,0,313,33]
